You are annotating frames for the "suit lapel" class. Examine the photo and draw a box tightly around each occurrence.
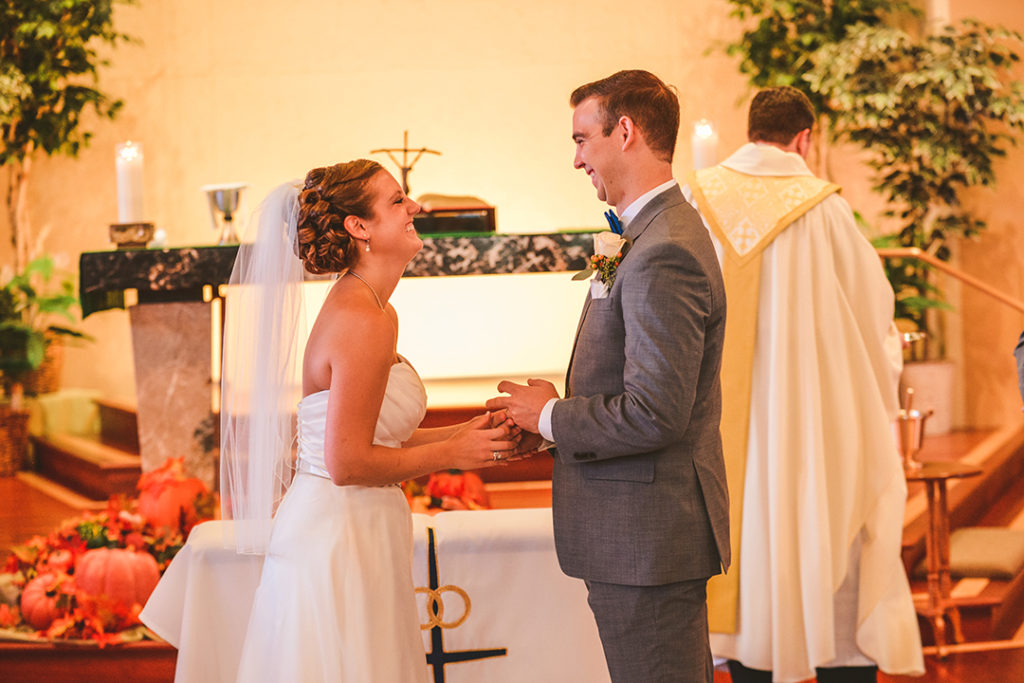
[564,294,593,395]
[624,184,684,245]
[563,186,682,395]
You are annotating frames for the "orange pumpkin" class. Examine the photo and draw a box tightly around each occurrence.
[45,549,73,574]
[137,457,209,531]
[424,470,490,509]
[74,548,159,610]
[460,472,489,508]
[20,573,68,631]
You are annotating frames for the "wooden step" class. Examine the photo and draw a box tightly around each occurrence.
[912,572,1024,644]
[0,640,175,683]
[902,420,1024,573]
[95,397,140,454]
[905,424,1024,644]
[485,480,553,509]
[965,473,1024,640]
[31,433,141,501]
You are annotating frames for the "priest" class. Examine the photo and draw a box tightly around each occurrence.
[687,86,924,682]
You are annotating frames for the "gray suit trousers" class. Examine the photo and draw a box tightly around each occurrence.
[586,578,713,683]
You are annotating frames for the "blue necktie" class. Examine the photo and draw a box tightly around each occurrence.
[604,210,623,235]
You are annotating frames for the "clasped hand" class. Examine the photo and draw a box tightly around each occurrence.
[485,378,559,459]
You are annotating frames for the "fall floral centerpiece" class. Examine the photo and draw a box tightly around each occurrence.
[0,457,216,646]
[403,469,491,514]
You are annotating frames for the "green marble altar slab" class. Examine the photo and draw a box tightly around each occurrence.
[79,232,596,317]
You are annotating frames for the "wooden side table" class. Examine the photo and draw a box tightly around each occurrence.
[904,460,982,656]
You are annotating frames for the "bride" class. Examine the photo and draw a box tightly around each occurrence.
[222,159,519,682]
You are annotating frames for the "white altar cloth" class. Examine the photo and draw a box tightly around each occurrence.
[141,508,611,683]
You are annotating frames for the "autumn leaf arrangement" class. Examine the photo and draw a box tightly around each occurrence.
[0,457,217,645]
[402,469,491,514]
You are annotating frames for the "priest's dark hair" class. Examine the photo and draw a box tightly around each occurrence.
[570,69,680,163]
[747,86,815,145]
[296,159,383,274]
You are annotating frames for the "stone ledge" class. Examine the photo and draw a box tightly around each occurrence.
[79,232,596,316]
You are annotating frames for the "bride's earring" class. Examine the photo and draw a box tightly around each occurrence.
[364,238,370,252]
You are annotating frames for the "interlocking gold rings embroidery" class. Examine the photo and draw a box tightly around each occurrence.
[416,584,471,630]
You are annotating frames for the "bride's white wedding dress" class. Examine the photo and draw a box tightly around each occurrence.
[235,360,429,683]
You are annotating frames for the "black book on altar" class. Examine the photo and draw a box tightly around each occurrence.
[413,194,496,234]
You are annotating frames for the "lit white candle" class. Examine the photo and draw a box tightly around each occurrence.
[926,0,950,33]
[115,141,144,223]
[691,119,719,171]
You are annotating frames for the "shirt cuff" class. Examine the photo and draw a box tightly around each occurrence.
[538,398,558,442]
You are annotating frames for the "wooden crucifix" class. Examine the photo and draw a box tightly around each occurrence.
[370,131,441,196]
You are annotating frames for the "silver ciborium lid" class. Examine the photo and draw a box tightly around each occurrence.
[201,182,247,245]
[893,387,932,472]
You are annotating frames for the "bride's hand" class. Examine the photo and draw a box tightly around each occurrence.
[446,413,519,469]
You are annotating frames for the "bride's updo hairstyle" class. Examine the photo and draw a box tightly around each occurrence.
[296,159,384,274]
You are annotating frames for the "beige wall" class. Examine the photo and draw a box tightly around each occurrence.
[24,0,751,402]
[10,0,1024,428]
[953,0,1024,427]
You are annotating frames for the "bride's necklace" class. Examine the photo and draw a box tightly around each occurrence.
[347,270,385,311]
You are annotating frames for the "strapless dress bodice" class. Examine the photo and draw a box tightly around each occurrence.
[295,360,427,479]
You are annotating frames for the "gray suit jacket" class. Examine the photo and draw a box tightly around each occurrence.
[550,184,730,586]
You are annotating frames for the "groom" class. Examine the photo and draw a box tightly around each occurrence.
[487,70,729,682]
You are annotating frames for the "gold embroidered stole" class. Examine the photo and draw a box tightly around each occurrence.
[689,166,840,633]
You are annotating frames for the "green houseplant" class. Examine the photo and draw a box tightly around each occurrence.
[722,0,918,172]
[0,255,89,406]
[1,0,133,270]
[724,3,1024,432]
[723,0,917,123]
[725,2,1024,359]
[806,20,1024,359]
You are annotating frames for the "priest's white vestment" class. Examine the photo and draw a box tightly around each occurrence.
[688,143,924,682]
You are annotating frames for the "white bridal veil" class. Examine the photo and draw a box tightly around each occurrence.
[220,181,309,554]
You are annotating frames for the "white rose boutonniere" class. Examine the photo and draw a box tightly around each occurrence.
[572,231,627,299]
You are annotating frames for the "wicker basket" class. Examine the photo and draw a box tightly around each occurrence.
[0,405,30,476]
[23,337,65,396]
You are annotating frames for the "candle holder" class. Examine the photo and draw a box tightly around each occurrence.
[109,221,156,249]
[201,183,247,245]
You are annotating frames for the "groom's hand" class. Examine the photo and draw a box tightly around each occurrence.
[511,430,547,459]
[485,379,558,434]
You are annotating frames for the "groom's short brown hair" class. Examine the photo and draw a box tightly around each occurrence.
[570,70,680,163]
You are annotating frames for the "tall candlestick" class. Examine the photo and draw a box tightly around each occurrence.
[691,119,719,171]
[115,141,144,223]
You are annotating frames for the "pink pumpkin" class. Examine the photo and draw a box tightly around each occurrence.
[74,548,159,609]
[137,457,209,531]
[20,573,68,631]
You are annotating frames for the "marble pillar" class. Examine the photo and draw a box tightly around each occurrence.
[129,301,217,488]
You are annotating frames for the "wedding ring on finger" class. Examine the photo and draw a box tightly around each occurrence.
[492,450,501,462]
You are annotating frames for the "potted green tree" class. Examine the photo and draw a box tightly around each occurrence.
[722,0,918,174]
[1,0,133,270]
[1,1,131,474]
[0,255,89,474]
[805,19,1024,431]
[724,2,1024,432]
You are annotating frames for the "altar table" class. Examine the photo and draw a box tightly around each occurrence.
[141,508,611,683]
